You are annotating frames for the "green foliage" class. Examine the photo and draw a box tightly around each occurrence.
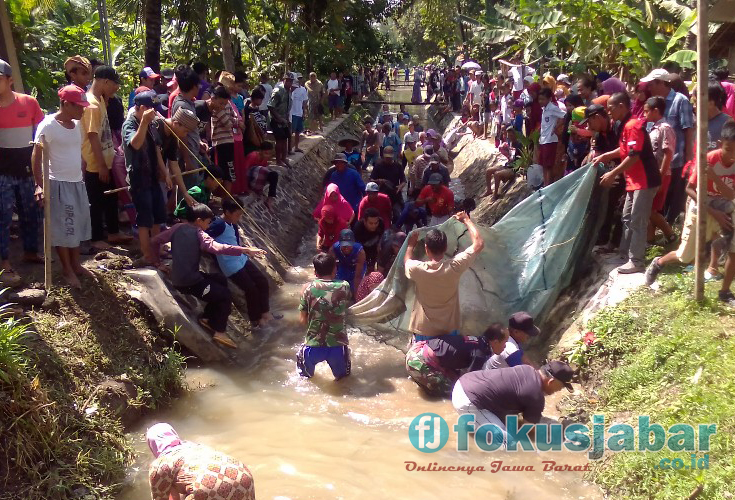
[0,300,28,384]
[511,128,539,175]
[569,277,735,499]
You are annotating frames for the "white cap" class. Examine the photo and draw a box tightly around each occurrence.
[523,75,535,84]
[557,73,571,85]
[640,68,672,83]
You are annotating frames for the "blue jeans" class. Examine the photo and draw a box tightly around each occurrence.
[297,345,351,379]
[0,175,39,260]
[362,152,379,169]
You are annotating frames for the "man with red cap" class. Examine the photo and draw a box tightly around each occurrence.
[31,85,94,288]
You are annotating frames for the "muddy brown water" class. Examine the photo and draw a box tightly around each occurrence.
[119,89,602,500]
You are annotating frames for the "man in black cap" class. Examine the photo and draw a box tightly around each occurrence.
[82,65,132,250]
[122,90,170,264]
[328,228,366,295]
[420,156,450,188]
[452,360,574,445]
[484,312,540,369]
[583,103,624,251]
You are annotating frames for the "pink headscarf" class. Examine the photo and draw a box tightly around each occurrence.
[147,423,182,458]
[313,183,354,222]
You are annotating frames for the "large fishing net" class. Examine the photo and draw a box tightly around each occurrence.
[349,165,605,342]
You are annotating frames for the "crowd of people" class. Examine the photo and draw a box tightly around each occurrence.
[3,49,735,498]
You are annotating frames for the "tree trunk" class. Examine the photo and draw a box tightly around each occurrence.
[0,0,23,92]
[456,0,467,44]
[218,0,235,72]
[144,0,162,71]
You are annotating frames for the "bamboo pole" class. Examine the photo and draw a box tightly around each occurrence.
[103,167,209,195]
[694,0,708,301]
[42,146,52,290]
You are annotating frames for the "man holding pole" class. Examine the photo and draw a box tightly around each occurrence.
[31,85,93,288]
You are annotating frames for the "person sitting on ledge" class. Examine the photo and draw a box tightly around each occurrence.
[150,203,253,349]
[406,323,509,397]
[207,197,274,328]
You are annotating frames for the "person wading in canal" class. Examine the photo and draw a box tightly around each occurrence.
[404,211,484,342]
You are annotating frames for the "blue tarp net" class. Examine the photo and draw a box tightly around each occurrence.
[348,165,603,338]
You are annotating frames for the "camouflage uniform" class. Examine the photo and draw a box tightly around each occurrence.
[405,341,455,397]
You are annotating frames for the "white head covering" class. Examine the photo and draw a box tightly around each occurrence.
[146,423,182,458]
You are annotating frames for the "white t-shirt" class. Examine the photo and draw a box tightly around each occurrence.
[404,131,419,144]
[290,86,308,117]
[469,80,484,106]
[510,66,535,91]
[500,95,513,124]
[327,78,340,94]
[34,114,84,182]
[259,83,273,110]
[539,102,567,145]
[483,337,522,370]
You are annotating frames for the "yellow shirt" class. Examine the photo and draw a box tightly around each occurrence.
[403,146,423,166]
[81,93,114,173]
[399,124,409,139]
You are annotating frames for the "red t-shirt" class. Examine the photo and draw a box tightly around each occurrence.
[0,92,45,177]
[232,151,263,194]
[358,192,392,228]
[619,116,661,191]
[167,87,181,117]
[418,185,455,216]
[688,149,735,198]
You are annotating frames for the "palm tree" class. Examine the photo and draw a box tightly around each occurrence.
[0,0,24,91]
[144,0,161,70]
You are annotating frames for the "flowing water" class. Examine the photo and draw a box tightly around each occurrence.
[118,87,602,500]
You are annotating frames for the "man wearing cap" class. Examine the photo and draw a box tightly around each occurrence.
[425,129,449,165]
[30,85,93,287]
[290,73,308,154]
[268,73,293,168]
[128,67,160,108]
[170,66,206,183]
[556,73,572,98]
[404,211,483,339]
[483,312,540,369]
[122,90,172,264]
[452,360,574,445]
[64,55,92,89]
[0,59,45,283]
[81,65,132,250]
[326,153,365,213]
[596,92,661,273]
[358,182,392,228]
[153,108,199,210]
[420,157,450,188]
[328,228,366,296]
[641,68,694,225]
[417,173,455,225]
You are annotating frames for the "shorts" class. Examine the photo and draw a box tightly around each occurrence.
[297,344,351,380]
[328,94,339,110]
[651,173,671,212]
[49,179,91,247]
[405,341,454,397]
[131,184,167,228]
[215,142,235,182]
[271,122,290,140]
[309,100,322,118]
[291,115,304,133]
[538,142,558,170]
[675,199,735,263]
[483,112,493,123]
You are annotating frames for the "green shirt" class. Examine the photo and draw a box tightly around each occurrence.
[174,184,210,218]
[268,85,291,122]
[299,278,352,347]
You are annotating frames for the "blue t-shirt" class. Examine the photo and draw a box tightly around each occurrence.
[231,94,245,115]
[128,89,136,109]
[328,168,365,212]
[208,218,246,277]
[664,89,694,170]
[513,114,524,133]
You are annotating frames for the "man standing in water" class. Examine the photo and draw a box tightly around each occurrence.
[404,212,484,341]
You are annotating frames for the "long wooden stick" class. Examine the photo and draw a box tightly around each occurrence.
[103,167,208,195]
[694,0,709,301]
[42,145,52,290]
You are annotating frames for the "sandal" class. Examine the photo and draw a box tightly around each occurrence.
[198,317,214,333]
[213,332,237,349]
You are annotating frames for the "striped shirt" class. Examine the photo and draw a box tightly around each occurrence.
[0,92,44,178]
[210,104,236,146]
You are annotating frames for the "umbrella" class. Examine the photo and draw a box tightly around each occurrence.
[461,61,482,70]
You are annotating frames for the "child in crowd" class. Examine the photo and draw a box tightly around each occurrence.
[211,76,240,193]
[328,229,366,296]
[207,197,274,328]
[512,99,525,134]
[174,173,220,219]
[644,96,677,244]
[646,120,735,305]
[151,203,254,348]
[31,85,93,288]
[468,104,483,138]
[537,87,566,186]
[297,252,352,381]
[565,105,592,173]
[317,206,349,252]
[235,141,279,210]
[483,125,519,199]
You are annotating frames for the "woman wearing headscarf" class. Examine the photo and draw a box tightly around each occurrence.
[146,423,255,500]
[600,77,627,96]
[312,183,355,224]
[631,82,651,118]
[317,205,349,252]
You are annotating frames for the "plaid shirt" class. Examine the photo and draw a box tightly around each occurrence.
[248,165,271,194]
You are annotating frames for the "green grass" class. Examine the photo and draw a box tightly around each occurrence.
[0,271,186,499]
[566,272,735,499]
